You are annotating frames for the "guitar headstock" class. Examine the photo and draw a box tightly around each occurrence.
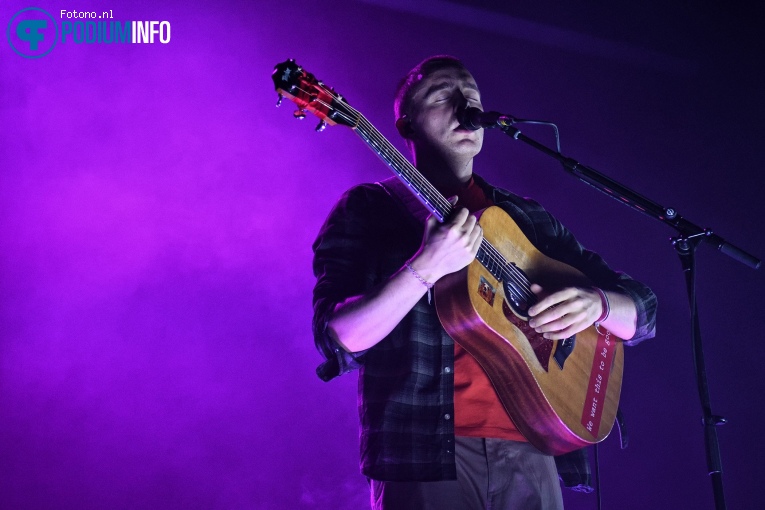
[272,59,357,131]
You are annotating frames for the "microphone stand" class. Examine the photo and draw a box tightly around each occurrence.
[496,123,760,510]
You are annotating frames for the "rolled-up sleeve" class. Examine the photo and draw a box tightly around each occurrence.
[312,185,381,381]
[542,208,657,345]
[487,184,657,346]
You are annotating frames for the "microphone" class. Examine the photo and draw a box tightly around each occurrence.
[457,106,517,130]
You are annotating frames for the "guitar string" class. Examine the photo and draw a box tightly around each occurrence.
[302,84,536,304]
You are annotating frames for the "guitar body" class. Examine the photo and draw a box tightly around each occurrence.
[435,206,623,455]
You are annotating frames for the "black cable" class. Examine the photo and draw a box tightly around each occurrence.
[593,443,602,510]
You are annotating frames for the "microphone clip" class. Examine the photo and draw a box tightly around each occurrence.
[457,106,517,130]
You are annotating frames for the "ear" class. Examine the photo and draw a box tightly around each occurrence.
[395,116,415,139]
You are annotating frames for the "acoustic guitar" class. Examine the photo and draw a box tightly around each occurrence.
[272,59,623,455]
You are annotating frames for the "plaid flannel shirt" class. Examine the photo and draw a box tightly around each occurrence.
[312,174,657,484]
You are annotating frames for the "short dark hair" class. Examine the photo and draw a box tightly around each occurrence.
[394,55,468,121]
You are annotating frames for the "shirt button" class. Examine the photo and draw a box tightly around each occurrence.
[444,367,451,373]
[444,413,451,420]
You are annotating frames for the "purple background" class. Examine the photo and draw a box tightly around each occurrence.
[2,1,763,508]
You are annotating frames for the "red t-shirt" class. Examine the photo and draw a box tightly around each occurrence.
[451,177,527,442]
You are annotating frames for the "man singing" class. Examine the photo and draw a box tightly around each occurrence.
[312,55,657,510]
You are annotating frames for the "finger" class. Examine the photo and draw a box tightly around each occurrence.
[540,317,591,340]
[467,221,482,242]
[469,224,483,253]
[447,207,470,228]
[533,307,587,333]
[461,213,478,232]
[528,288,576,316]
[528,284,545,316]
[529,299,574,328]
[423,214,439,237]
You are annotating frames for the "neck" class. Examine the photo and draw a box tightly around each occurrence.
[413,150,474,197]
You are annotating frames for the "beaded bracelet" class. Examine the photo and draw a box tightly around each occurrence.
[592,287,610,324]
[405,261,434,304]
[405,261,434,289]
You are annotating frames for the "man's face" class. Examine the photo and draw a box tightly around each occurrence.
[406,67,484,160]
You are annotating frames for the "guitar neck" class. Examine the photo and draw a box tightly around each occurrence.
[353,116,452,222]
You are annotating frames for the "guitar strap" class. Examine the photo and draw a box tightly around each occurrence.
[375,176,432,227]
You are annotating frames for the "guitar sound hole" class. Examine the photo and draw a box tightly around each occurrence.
[502,279,535,320]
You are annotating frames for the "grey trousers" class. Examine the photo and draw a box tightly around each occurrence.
[369,437,564,510]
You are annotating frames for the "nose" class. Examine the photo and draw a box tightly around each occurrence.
[452,93,471,127]
[453,90,469,111]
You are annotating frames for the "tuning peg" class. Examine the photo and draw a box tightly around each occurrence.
[293,109,306,120]
[276,94,283,107]
[315,120,327,132]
